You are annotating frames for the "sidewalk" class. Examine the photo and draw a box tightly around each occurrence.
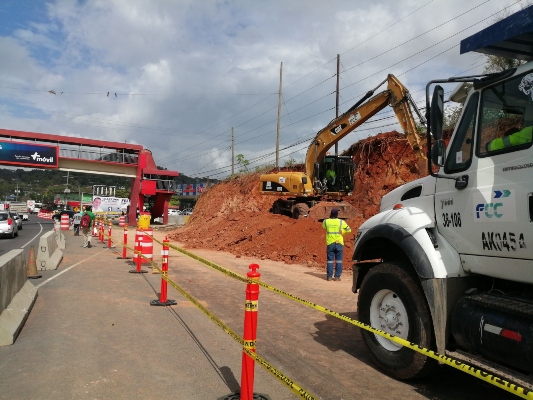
[0,227,297,400]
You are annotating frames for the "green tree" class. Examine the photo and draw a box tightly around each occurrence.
[115,189,130,199]
[284,157,297,167]
[169,195,180,206]
[236,154,250,173]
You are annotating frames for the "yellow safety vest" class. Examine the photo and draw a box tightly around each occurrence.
[488,126,532,151]
[322,218,351,245]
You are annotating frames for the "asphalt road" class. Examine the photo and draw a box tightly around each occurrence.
[0,227,524,400]
[0,214,55,260]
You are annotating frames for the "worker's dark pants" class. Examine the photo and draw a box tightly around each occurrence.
[326,243,343,278]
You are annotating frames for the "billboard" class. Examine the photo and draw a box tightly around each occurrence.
[91,196,130,213]
[175,183,206,196]
[0,140,58,168]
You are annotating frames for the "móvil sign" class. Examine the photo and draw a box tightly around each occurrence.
[0,140,58,168]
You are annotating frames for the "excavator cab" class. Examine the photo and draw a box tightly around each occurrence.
[315,155,355,195]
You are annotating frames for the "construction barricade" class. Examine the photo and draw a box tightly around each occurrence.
[132,228,153,265]
[60,214,70,230]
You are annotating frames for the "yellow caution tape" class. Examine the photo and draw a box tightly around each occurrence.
[242,347,317,400]
[152,262,318,400]
[107,231,317,399]
[137,234,532,399]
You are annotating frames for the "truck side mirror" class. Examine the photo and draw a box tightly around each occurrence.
[431,140,446,167]
[430,85,444,141]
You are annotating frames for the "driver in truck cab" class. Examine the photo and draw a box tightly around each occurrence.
[486,125,532,151]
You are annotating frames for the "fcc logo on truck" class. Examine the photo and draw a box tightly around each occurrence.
[473,190,516,222]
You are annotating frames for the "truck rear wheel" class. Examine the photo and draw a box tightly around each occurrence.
[358,262,436,379]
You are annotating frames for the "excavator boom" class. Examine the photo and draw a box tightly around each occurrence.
[305,74,425,185]
[259,74,425,219]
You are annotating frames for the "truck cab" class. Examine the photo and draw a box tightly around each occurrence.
[351,7,533,391]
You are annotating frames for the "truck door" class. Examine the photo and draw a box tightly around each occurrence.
[435,71,533,282]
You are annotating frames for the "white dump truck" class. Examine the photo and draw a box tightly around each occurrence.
[7,202,29,220]
[352,7,533,390]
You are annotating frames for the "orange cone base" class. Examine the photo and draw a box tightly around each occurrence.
[27,274,42,279]
[128,269,148,274]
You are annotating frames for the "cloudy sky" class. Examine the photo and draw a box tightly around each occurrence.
[0,0,526,179]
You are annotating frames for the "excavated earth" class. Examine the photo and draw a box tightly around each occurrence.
[170,131,423,272]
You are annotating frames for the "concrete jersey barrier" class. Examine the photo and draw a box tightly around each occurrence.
[0,249,38,346]
[36,230,64,271]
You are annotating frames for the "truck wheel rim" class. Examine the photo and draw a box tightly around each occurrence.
[369,289,409,351]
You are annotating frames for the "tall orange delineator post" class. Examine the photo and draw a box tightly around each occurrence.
[240,264,261,400]
[107,220,112,248]
[150,236,177,306]
[117,226,131,259]
[129,240,147,274]
[99,218,105,243]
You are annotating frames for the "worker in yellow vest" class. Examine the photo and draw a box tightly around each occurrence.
[487,126,532,151]
[322,208,351,281]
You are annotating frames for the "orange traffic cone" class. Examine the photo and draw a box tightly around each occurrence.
[27,245,42,279]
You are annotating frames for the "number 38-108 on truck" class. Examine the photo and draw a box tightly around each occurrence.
[352,7,533,392]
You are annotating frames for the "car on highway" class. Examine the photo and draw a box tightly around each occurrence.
[9,212,22,230]
[0,211,18,238]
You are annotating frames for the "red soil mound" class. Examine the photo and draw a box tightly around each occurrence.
[169,130,422,271]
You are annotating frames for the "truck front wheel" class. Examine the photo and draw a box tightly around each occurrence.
[358,262,436,379]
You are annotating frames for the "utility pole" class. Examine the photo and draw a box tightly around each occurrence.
[276,62,283,169]
[231,127,235,175]
[63,171,70,207]
[335,54,340,156]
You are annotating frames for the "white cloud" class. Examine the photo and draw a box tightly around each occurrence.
[0,0,524,179]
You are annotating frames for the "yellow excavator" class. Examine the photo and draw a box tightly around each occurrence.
[259,74,426,220]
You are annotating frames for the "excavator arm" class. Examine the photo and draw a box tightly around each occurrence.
[305,74,426,186]
[259,74,425,220]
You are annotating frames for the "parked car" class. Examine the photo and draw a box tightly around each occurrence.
[9,212,22,230]
[0,211,18,238]
[168,209,181,216]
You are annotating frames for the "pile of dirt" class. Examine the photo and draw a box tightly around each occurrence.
[169,130,422,271]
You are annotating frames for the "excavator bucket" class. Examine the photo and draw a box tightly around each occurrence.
[307,201,358,220]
